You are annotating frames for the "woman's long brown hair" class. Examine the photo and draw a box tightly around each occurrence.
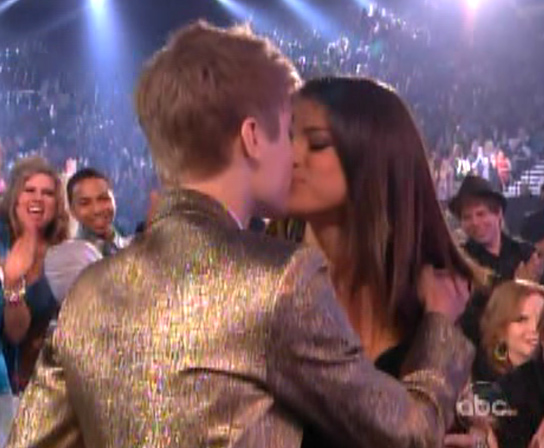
[294,77,475,340]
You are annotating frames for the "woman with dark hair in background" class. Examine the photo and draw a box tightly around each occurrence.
[275,77,482,447]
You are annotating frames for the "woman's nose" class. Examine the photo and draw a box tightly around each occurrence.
[292,143,304,167]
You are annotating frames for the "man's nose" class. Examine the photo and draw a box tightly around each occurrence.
[91,202,102,215]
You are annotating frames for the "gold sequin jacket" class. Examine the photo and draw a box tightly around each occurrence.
[6,189,474,448]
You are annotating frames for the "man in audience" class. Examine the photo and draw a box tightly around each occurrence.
[451,175,543,380]
[67,168,131,256]
[6,22,473,447]
[449,175,541,283]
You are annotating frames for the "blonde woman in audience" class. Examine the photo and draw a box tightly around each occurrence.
[473,280,544,448]
[0,156,69,395]
[480,280,544,379]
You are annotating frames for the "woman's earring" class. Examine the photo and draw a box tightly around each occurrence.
[494,341,508,363]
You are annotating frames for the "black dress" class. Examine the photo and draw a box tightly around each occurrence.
[301,342,411,448]
[495,351,544,448]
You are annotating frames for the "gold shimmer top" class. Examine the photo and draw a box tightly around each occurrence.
[7,189,474,448]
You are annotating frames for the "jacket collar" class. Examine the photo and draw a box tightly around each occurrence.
[150,188,242,231]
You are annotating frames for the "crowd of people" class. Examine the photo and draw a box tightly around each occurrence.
[0,42,156,234]
[0,2,544,447]
[266,3,544,193]
[1,4,544,233]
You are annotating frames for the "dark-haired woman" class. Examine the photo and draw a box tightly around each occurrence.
[279,77,480,447]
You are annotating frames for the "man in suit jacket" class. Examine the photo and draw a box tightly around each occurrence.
[7,21,474,448]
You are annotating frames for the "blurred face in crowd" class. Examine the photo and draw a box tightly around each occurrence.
[16,173,57,232]
[459,197,502,251]
[70,177,115,239]
[288,98,347,218]
[505,292,544,367]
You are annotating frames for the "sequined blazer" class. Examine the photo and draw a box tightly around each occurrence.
[6,189,474,448]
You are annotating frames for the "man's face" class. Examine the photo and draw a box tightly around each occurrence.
[252,104,294,218]
[71,178,116,238]
[460,198,502,249]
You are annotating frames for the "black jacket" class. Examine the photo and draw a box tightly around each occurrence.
[496,351,544,448]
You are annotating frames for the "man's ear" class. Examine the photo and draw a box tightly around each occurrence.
[240,117,262,163]
[498,209,504,228]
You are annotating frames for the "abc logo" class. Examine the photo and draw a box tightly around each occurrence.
[456,381,517,420]
[456,394,516,417]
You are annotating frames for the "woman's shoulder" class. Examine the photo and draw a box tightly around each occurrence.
[500,353,544,396]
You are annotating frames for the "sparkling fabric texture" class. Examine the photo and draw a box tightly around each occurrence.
[7,189,474,448]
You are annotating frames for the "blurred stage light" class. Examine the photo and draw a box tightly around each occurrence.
[216,0,273,31]
[353,0,376,16]
[85,0,123,78]
[466,0,481,10]
[0,0,19,14]
[281,0,338,37]
[216,0,249,20]
[353,0,372,8]
[88,0,107,20]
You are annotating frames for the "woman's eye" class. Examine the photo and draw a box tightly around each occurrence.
[309,142,331,152]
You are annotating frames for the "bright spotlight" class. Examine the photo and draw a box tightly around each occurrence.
[466,0,481,10]
[281,0,338,38]
[0,0,19,14]
[216,0,249,20]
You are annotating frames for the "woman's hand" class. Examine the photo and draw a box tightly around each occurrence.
[445,426,498,448]
[515,251,544,283]
[418,265,470,323]
[3,300,31,344]
[529,417,544,448]
[3,233,37,287]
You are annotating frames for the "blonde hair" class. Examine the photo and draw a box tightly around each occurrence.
[480,279,544,375]
[135,20,300,185]
[1,156,69,245]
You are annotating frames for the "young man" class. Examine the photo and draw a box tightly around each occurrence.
[67,168,130,256]
[7,22,473,448]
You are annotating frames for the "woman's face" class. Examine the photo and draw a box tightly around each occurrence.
[16,173,57,233]
[505,292,544,367]
[288,97,348,219]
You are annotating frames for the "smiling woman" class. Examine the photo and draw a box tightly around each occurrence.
[480,279,544,378]
[0,156,69,398]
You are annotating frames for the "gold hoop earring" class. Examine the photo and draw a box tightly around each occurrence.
[494,342,508,363]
